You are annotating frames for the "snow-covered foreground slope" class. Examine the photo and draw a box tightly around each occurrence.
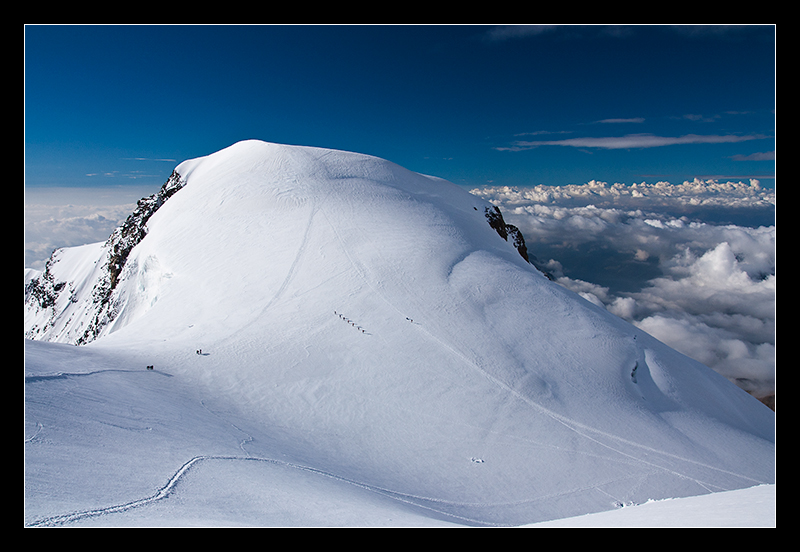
[24,339,462,527]
[23,339,775,527]
[24,141,775,527]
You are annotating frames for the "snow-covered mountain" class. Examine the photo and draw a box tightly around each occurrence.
[24,140,775,527]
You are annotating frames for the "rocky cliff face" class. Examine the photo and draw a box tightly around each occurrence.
[24,170,186,344]
[104,170,186,294]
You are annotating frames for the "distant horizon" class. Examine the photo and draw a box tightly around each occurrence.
[25,166,775,273]
[23,139,776,193]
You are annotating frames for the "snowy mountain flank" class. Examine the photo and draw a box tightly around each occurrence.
[24,140,775,527]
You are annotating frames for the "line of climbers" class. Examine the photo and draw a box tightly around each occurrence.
[335,311,366,333]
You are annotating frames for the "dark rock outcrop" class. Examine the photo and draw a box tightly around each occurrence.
[484,206,553,280]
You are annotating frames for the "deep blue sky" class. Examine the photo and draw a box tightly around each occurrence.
[24,24,776,192]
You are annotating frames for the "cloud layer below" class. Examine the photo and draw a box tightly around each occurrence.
[24,186,155,270]
[470,179,775,402]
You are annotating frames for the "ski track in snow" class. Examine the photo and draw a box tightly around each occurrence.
[258,199,319,316]
[25,397,509,530]
[25,422,44,444]
[24,452,506,527]
[25,368,171,383]
[24,442,743,527]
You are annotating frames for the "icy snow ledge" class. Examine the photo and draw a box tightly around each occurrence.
[526,484,775,527]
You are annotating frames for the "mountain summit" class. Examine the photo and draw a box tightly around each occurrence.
[24,140,774,526]
[25,140,539,345]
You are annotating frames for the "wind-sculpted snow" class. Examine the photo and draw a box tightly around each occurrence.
[24,140,774,526]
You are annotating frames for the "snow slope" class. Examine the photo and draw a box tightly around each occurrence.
[24,140,775,527]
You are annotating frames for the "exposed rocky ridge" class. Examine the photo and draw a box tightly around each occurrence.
[24,170,186,344]
[24,257,64,311]
[104,170,186,293]
[25,244,89,343]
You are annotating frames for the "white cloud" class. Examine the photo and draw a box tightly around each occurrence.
[497,133,769,151]
[731,151,775,161]
[594,118,646,124]
[484,25,559,41]
[470,178,774,210]
[24,205,133,270]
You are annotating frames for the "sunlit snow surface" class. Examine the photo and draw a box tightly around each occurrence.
[25,141,774,527]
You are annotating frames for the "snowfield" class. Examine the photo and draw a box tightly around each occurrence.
[24,140,775,527]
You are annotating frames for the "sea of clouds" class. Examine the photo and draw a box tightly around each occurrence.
[470,179,776,403]
[24,179,776,404]
[23,186,155,271]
